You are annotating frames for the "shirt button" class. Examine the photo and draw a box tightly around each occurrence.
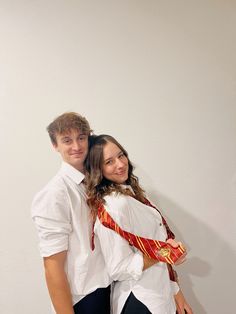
[159,223,162,226]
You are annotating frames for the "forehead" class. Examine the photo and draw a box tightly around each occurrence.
[103,142,121,158]
[56,128,86,139]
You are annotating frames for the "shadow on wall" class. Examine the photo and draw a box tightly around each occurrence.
[147,190,235,314]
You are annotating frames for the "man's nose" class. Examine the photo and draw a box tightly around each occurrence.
[71,141,80,150]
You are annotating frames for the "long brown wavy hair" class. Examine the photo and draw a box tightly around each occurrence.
[85,135,146,214]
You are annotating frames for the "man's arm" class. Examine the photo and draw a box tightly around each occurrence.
[43,251,74,314]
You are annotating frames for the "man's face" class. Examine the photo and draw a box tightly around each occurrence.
[54,129,89,172]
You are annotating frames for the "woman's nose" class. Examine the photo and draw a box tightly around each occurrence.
[116,158,124,167]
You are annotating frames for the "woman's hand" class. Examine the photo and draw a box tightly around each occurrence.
[175,289,193,314]
[166,238,187,265]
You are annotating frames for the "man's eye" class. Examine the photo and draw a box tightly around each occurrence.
[79,135,86,141]
[62,139,71,143]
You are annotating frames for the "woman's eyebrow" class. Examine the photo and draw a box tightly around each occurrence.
[103,156,113,162]
[104,150,122,161]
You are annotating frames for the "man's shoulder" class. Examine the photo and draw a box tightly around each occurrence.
[37,171,67,194]
[32,171,69,209]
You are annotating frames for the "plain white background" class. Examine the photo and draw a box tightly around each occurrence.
[0,1,235,313]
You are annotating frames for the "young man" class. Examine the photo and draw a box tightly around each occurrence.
[31,112,112,314]
[32,112,189,314]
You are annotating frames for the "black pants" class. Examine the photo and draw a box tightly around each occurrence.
[121,292,151,314]
[73,286,111,314]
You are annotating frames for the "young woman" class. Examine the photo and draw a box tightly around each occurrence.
[86,134,193,314]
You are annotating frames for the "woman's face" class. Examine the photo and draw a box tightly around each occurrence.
[102,141,129,184]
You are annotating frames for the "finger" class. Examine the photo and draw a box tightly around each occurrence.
[178,242,187,251]
[178,307,185,314]
[175,256,187,265]
[167,238,179,248]
[177,252,187,263]
[184,305,193,314]
[176,304,181,314]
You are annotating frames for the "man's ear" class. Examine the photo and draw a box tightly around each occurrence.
[53,143,59,152]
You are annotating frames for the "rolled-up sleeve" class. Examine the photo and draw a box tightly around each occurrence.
[94,194,144,281]
[31,187,72,257]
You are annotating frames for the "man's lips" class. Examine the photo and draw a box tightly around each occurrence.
[70,152,84,156]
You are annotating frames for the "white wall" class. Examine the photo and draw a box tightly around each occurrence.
[0,1,235,313]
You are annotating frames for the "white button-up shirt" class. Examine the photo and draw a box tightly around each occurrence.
[31,162,111,306]
[95,190,179,314]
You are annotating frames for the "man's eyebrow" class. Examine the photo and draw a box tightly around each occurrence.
[61,135,71,140]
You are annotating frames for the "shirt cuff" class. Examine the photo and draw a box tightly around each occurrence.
[39,240,68,257]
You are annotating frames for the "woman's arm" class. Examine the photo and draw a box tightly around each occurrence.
[96,218,146,281]
[175,289,193,314]
[95,194,161,281]
[143,255,158,270]
[166,238,187,265]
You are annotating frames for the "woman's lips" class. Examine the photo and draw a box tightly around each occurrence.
[116,169,127,175]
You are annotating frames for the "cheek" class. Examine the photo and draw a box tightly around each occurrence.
[83,142,89,151]
[102,166,112,178]
[102,165,107,176]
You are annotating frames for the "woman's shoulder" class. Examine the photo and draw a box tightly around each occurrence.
[104,192,130,208]
[102,192,132,226]
[105,192,134,216]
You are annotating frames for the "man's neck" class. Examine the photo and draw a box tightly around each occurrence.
[63,161,85,173]
[73,165,85,173]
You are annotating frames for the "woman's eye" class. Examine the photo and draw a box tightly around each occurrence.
[105,160,113,165]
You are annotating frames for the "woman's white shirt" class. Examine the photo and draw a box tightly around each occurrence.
[94,192,178,314]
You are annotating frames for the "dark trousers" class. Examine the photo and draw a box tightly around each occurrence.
[121,292,151,314]
[73,286,111,314]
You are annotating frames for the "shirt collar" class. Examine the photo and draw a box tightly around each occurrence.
[120,184,134,194]
[60,161,85,185]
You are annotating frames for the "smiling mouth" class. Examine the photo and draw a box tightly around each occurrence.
[70,152,84,156]
[116,170,127,175]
